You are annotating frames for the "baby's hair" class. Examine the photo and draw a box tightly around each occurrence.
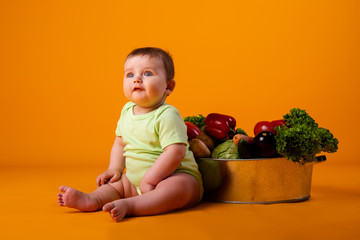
[126,47,175,81]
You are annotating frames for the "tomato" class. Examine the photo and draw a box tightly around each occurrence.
[271,119,286,128]
[254,121,274,135]
[253,119,286,135]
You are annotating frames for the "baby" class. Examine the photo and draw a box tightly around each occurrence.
[57,47,203,222]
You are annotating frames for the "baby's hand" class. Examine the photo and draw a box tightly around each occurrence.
[96,169,121,187]
[139,180,156,194]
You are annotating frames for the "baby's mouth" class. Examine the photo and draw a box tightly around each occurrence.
[132,86,143,92]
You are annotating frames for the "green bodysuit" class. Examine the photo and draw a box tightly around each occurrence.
[115,102,203,198]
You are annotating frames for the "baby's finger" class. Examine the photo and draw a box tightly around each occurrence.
[110,172,120,183]
[96,176,102,187]
[100,177,106,185]
[98,175,106,186]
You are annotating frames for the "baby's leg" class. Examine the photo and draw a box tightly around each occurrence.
[103,173,201,222]
[57,174,135,212]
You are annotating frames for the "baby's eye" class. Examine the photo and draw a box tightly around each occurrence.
[127,73,134,78]
[144,71,153,76]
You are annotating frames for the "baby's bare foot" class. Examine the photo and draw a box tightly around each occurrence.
[57,186,100,212]
[103,200,128,222]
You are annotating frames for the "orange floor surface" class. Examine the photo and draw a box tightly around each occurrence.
[1,159,359,240]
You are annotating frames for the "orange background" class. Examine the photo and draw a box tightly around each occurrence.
[0,1,359,239]
[1,0,359,166]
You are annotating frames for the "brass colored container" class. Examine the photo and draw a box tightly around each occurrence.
[196,156,326,204]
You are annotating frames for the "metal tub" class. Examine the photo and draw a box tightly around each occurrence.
[196,156,326,204]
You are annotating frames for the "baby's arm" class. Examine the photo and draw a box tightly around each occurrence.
[140,143,186,193]
[96,136,126,186]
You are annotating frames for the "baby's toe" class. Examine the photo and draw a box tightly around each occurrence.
[111,207,120,215]
[113,215,123,222]
[102,202,114,212]
[59,186,68,193]
[112,211,126,222]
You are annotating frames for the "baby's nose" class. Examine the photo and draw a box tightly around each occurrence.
[133,76,142,83]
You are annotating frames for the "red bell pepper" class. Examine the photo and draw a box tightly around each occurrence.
[204,113,236,140]
[185,122,202,140]
[253,119,286,135]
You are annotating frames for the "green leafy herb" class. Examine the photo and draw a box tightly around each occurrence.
[274,108,339,163]
[184,114,206,131]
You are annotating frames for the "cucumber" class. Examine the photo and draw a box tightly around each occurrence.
[238,139,255,159]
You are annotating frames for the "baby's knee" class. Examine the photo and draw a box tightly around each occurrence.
[170,173,201,205]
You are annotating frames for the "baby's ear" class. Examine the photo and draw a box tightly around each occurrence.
[165,79,176,96]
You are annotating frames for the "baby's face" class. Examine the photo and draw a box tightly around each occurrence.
[123,55,172,110]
